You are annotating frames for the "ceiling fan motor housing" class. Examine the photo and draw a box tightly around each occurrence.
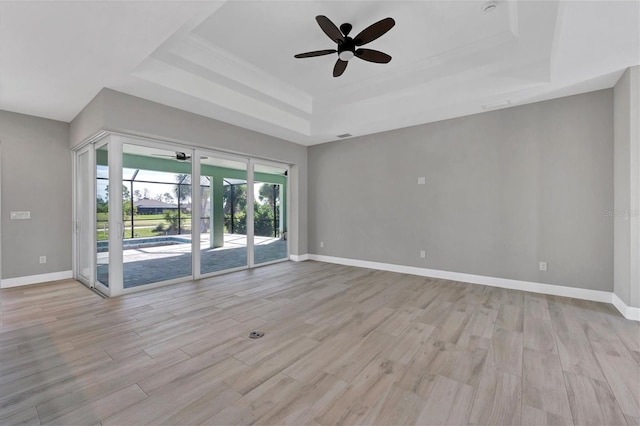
[337,35,356,61]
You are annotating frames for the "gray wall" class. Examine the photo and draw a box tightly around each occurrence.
[614,66,640,307]
[69,90,104,148]
[309,90,614,291]
[0,110,72,279]
[70,89,308,255]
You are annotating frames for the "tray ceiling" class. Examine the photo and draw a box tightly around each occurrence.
[1,1,638,145]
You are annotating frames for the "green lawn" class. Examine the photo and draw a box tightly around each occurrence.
[97,213,192,241]
[97,213,192,227]
[98,226,193,241]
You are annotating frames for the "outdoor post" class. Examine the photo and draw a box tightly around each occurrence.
[273,184,277,237]
[230,184,235,234]
[212,177,224,248]
[130,180,134,238]
[177,183,181,235]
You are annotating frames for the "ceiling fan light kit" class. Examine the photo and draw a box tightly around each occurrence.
[294,15,395,77]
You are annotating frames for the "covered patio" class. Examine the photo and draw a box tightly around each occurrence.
[95,147,289,289]
[97,233,288,288]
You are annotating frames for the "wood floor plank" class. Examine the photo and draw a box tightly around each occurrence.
[468,367,522,426]
[416,375,475,425]
[522,348,573,421]
[44,384,148,425]
[0,351,114,418]
[594,351,640,418]
[440,346,488,388]
[464,307,499,339]
[524,317,557,354]
[148,386,241,425]
[103,357,246,425]
[323,330,391,383]
[34,350,156,423]
[524,294,552,322]
[496,303,524,332]
[521,404,574,426]
[564,371,628,426]
[554,330,607,382]
[254,373,348,425]
[488,327,523,376]
[138,349,239,395]
[0,406,40,426]
[208,373,302,425]
[386,322,436,365]
[607,315,640,365]
[0,261,636,426]
[394,338,451,398]
[283,333,354,383]
[225,337,319,395]
[314,356,397,425]
[367,385,425,426]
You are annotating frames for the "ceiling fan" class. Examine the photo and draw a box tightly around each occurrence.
[152,152,192,161]
[294,15,395,77]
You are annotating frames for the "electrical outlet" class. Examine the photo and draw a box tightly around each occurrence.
[320,241,324,248]
[420,250,426,258]
[539,261,547,271]
[418,177,426,185]
[39,256,46,264]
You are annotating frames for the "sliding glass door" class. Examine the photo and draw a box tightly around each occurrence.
[120,143,193,288]
[252,163,288,265]
[198,155,249,276]
[75,134,290,295]
[75,145,92,286]
[95,143,110,290]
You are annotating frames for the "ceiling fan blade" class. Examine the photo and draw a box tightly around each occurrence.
[333,59,348,77]
[355,48,392,63]
[354,17,395,46]
[294,49,337,59]
[316,15,344,43]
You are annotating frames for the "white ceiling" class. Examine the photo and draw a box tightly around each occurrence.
[1,1,638,146]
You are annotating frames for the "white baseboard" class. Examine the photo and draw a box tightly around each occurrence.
[612,293,640,321]
[289,254,309,262]
[308,254,639,320]
[1,270,73,289]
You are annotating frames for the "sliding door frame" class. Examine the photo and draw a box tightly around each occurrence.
[114,135,197,295]
[73,131,293,296]
[73,143,94,289]
[193,149,251,280]
[249,158,290,268]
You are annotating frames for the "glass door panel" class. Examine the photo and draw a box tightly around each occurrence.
[75,147,92,285]
[199,156,248,275]
[253,163,288,265]
[96,144,109,287]
[121,143,193,288]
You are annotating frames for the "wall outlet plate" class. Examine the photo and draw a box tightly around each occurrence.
[39,256,46,264]
[418,177,426,185]
[420,250,426,258]
[539,261,548,271]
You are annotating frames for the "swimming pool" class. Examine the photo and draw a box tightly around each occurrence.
[97,236,191,252]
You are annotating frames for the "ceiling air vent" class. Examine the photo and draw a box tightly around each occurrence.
[481,100,511,110]
[337,133,352,138]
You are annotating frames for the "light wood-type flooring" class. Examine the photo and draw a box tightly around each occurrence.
[0,261,638,425]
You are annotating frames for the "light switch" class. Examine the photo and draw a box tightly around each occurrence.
[11,211,30,220]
